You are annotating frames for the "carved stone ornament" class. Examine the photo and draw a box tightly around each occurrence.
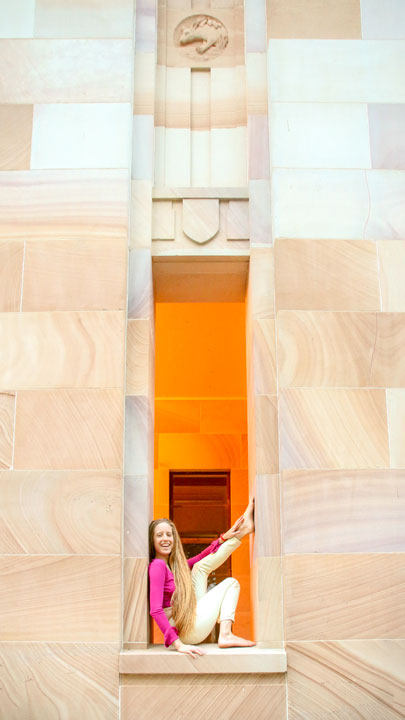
[174,15,229,61]
[182,199,219,244]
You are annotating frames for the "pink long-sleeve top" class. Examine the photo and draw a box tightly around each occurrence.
[149,538,221,647]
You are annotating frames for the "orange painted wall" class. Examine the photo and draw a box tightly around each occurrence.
[154,303,251,639]
[155,303,247,398]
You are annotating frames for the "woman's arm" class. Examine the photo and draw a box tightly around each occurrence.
[187,539,221,568]
[149,560,206,657]
[218,515,244,541]
[148,560,179,648]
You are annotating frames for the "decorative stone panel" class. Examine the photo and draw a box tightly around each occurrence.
[152,195,249,253]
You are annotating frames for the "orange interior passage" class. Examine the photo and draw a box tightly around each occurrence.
[155,302,247,398]
[153,302,251,640]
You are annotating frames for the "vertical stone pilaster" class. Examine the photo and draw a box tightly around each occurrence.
[123,0,157,649]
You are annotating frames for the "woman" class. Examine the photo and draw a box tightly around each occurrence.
[148,498,256,657]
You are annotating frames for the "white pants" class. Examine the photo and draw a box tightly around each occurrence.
[173,537,241,645]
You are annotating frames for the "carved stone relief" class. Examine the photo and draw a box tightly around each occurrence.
[159,5,244,68]
[151,197,249,253]
[174,15,229,62]
[183,199,219,244]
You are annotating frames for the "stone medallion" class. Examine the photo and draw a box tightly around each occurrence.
[174,15,229,62]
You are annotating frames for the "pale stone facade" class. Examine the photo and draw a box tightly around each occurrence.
[0,0,404,718]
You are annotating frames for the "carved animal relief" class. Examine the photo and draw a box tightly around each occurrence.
[174,15,229,61]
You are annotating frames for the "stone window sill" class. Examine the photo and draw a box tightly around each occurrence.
[119,645,287,675]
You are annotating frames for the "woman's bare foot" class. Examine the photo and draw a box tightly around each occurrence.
[242,497,255,535]
[218,632,256,648]
[234,497,255,539]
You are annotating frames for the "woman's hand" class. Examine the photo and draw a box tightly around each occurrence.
[221,515,244,541]
[172,640,206,657]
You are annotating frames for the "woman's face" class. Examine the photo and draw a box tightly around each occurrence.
[153,521,174,561]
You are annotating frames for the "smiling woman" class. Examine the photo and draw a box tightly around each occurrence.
[148,502,255,657]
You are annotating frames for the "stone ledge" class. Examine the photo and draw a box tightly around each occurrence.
[153,187,249,199]
[119,644,287,675]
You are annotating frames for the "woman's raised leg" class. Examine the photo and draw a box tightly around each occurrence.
[182,498,256,647]
[217,497,256,647]
[191,497,255,598]
[191,536,241,600]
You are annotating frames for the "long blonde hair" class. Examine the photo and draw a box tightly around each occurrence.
[149,518,196,637]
